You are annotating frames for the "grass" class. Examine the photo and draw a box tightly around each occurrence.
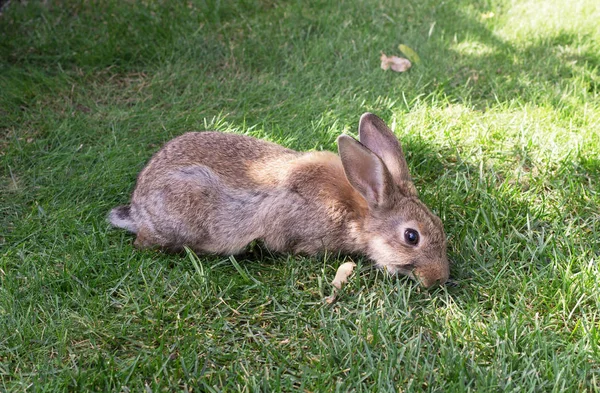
[1,0,599,391]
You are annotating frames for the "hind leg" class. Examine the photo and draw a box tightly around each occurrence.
[133,226,176,251]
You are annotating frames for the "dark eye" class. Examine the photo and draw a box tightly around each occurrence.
[404,229,419,245]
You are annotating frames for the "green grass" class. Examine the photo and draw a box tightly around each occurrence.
[1,0,599,391]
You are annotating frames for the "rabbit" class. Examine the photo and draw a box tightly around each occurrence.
[109,113,449,287]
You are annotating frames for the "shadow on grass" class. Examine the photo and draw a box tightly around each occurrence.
[1,0,598,110]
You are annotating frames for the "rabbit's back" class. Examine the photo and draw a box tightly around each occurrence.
[135,132,300,190]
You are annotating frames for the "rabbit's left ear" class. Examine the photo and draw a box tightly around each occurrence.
[358,113,417,197]
[337,135,393,209]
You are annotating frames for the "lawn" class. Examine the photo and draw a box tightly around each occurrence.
[1,0,599,391]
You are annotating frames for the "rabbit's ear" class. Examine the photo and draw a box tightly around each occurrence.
[337,135,392,208]
[358,113,417,196]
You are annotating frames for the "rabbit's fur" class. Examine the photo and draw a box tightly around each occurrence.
[109,113,449,287]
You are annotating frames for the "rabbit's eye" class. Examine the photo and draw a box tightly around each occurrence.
[404,229,419,245]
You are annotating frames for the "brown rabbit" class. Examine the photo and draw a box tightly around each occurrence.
[109,113,449,287]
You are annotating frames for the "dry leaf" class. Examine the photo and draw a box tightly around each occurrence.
[380,52,411,73]
[331,262,357,290]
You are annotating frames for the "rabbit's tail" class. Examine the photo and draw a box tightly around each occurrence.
[108,205,138,233]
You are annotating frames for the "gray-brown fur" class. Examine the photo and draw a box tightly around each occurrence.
[109,113,449,287]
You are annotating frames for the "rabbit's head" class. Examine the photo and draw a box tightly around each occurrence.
[338,113,449,288]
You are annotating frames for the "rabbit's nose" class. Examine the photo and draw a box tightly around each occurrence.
[419,271,449,288]
[424,278,444,288]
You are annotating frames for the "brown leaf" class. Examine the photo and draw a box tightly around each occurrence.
[380,52,412,73]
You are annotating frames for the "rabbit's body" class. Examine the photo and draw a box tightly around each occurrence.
[110,114,450,287]
[114,132,366,255]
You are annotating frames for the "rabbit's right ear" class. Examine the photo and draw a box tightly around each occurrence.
[337,135,392,208]
[358,113,417,197]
